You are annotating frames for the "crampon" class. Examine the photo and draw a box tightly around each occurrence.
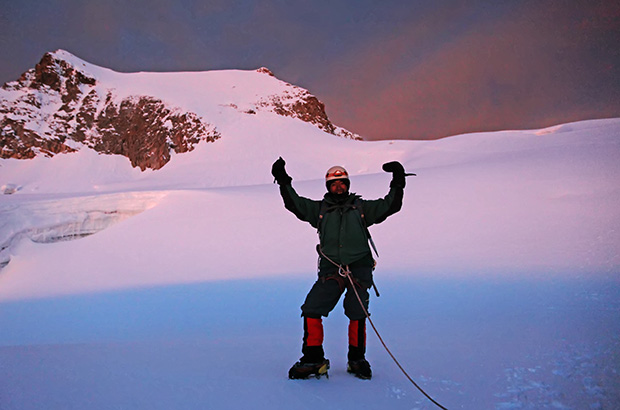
[347,358,372,380]
[288,359,330,380]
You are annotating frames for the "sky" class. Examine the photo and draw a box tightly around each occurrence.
[1,0,618,140]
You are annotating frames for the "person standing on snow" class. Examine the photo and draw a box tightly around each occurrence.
[271,157,408,380]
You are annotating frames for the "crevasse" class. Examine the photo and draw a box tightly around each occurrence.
[0,191,166,269]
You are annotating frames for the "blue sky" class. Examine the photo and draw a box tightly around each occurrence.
[1,0,618,139]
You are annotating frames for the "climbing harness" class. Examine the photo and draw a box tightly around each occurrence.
[318,245,449,410]
[317,244,380,297]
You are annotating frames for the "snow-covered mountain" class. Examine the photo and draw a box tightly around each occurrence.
[1,51,619,409]
[0,50,358,170]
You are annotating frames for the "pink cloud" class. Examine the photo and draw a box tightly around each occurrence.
[319,2,620,140]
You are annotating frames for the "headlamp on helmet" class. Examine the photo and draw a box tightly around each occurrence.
[325,165,350,191]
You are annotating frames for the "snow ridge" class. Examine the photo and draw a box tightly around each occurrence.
[1,50,359,170]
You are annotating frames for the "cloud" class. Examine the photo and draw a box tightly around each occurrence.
[1,1,617,140]
[316,1,620,139]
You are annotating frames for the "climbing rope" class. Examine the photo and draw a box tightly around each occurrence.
[318,245,448,410]
[339,265,448,410]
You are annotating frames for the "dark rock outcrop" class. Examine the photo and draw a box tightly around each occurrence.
[1,52,220,170]
[0,51,359,170]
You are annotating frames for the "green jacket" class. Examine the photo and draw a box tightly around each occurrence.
[279,184,403,269]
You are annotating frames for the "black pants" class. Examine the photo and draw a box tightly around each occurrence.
[300,265,373,321]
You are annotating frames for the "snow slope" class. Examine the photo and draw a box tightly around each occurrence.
[1,85,619,409]
[2,117,618,296]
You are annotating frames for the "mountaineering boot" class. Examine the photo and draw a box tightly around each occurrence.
[347,318,371,379]
[288,358,330,379]
[289,316,329,379]
[347,358,372,380]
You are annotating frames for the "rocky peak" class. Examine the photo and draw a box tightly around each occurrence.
[253,68,359,139]
[1,51,358,171]
[255,67,275,77]
[30,51,97,93]
[1,51,221,170]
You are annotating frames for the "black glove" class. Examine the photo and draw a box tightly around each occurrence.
[382,161,407,188]
[271,157,292,185]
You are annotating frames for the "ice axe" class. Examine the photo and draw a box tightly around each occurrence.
[382,161,416,176]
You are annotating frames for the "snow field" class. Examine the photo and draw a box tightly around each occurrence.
[1,277,618,409]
